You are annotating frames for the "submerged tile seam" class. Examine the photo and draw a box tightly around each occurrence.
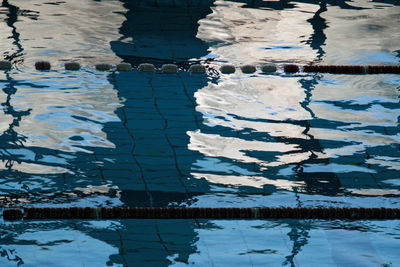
[111,73,154,207]
[93,153,106,184]
[177,73,202,130]
[155,220,172,259]
[148,77,191,198]
[365,151,382,189]
[171,74,203,229]
[116,228,129,266]
[121,107,154,207]
[236,220,255,267]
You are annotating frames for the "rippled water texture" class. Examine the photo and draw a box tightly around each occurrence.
[1,0,399,207]
[1,219,399,266]
[0,0,399,265]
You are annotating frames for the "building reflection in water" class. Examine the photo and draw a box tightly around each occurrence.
[192,0,400,197]
[1,0,400,265]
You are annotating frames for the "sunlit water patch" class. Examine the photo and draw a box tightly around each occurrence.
[1,219,399,266]
[0,69,126,207]
[0,0,399,209]
[0,0,400,266]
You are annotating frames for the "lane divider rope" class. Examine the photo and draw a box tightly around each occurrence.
[1,60,399,74]
[2,207,400,221]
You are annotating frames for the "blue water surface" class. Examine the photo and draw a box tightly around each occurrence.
[0,0,399,265]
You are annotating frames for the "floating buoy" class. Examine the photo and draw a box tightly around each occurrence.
[161,64,178,73]
[4,58,399,75]
[116,62,132,71]
[2,209,23,220]
[35,61,51,71]
[260,64,277,73]
[0,60,12,70]
[188,64,206,74]
[95,63,112,71]
[241,64,256,74]
[283,64,299,73]
[138,63,155,72]
[220,64,235,74]
[64,62,80,71]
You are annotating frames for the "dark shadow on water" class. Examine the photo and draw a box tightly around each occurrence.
[1,0,399,265]
[89,1,216,264]
[103,0,354,205]
[97,1,331,264]
[1,0,388,210]
[104,0,216,207]
[1,0,393,205]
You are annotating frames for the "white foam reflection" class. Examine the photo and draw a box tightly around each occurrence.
[0,0,126,182]
[191,172,304,190]
[197,1,319,64]
[0,0,127,66]
[8,72,121,152]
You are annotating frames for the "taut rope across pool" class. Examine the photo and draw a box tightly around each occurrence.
[2,207,400,221]
[1,60,400,74]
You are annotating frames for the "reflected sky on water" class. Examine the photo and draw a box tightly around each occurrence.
[1,218,399,266]
[0,0,398,206]
[0,0,400,265]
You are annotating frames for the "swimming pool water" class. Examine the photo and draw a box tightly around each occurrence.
[1,219,399,266]
[0,0,399,266]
